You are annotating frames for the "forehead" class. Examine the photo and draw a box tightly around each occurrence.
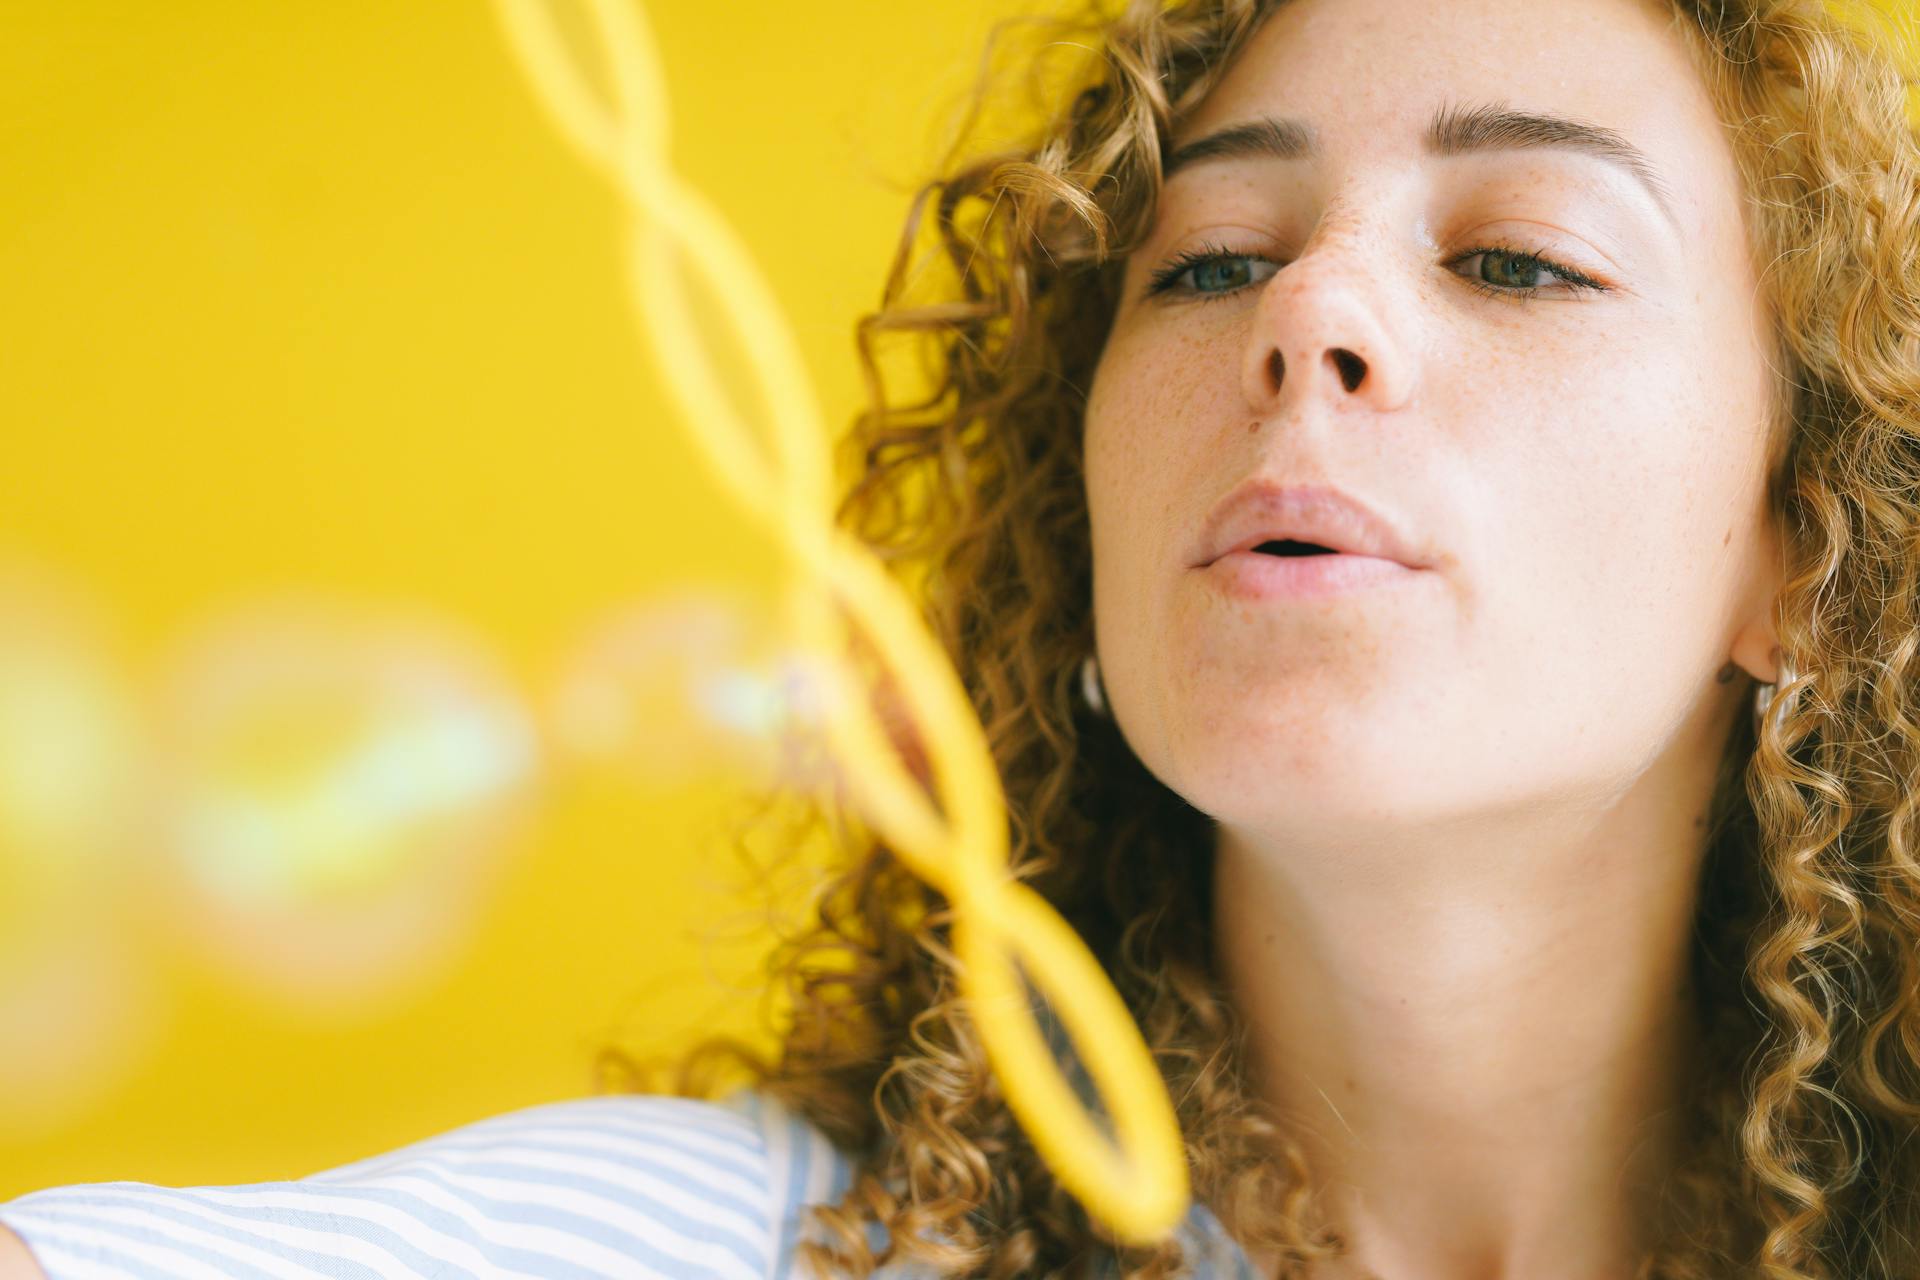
[1178,0,1724,204]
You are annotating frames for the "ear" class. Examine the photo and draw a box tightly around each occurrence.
[1727,516,1785,685]
[1728,625,1781,686]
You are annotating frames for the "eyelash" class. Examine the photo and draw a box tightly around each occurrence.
[1143,239,1610,304]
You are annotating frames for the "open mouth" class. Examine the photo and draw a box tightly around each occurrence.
[1252,539,1339,557]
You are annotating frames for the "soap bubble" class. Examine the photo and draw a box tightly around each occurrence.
[0,582,136,955]
[550,587,850,793]
[149,596,540,1014]
[0,556,158,1135]
[0,929,159,1142]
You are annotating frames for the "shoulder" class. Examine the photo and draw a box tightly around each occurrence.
[0,1222,43,1280]
[0,1088,858,1280]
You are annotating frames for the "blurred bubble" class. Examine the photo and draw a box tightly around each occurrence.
[0,555,159,1135]
[0,930,160,1143]
[550,588,848,792]
[0,565,139,947]
[149,596,540,1013]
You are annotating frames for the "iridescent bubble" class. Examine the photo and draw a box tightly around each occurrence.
[0,931,159,1143]
[151,597,540,1013]
[0,555,157,1136]
[550,588,849,792]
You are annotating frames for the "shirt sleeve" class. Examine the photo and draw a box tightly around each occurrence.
[725,1089,857,1277]
[0,1092,781,1280]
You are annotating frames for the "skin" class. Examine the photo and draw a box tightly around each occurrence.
[1081,0,1785,1275]
[0,1224,43,1280]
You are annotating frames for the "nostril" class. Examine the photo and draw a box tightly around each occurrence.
[1331,348,1366,392]
[1266,348,1284,389]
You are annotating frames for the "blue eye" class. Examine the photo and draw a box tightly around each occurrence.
[1142,241,1609,304]
[1452,244,1609,302]
[1143,246,1279,300]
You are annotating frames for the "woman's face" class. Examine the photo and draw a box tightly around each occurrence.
[1083,0,1783,838]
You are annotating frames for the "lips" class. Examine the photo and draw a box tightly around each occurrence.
[1194,481,1426,570]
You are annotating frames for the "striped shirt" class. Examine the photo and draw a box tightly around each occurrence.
[0,1089,1258,1278]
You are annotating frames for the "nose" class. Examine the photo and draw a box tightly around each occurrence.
[1238,238,1416,416]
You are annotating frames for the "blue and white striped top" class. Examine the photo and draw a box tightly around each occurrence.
[0,1089,1259,1278]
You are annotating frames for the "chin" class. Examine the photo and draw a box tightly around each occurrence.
[1131,706,1402,824]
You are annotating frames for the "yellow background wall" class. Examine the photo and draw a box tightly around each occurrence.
[1,0,1912,1202]
[0,0,1036,1197]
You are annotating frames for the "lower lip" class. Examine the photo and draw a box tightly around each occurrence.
[1201,550,1419,599]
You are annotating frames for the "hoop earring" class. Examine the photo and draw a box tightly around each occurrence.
[1753,649,1797,731]
[1078,651,1111,720]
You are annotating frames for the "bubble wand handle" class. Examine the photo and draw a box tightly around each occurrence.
[490,0,1190,1243]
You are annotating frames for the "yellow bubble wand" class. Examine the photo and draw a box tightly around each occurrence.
[490,0,1190,1244]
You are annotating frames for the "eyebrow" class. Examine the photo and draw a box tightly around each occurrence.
[1162,100,1681,234]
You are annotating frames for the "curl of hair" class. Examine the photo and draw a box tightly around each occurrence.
[606,1,1920,1275]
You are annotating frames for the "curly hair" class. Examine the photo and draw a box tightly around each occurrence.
[604,0,1920,1275]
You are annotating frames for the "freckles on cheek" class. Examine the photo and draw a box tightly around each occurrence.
[1094,335,1186,460]
[1088,322,1236,582]
[1114,321,1241,445]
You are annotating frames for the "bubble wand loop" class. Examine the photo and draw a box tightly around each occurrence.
[491,0,1190,1243]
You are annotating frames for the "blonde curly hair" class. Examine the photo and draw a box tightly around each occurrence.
[607,0,1920,1275]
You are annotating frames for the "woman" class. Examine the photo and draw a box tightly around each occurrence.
[5,0,1919,1275]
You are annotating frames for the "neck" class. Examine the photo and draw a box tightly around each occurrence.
[1210,784,1711,1280]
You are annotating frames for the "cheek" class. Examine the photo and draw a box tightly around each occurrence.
[1086,318,1243,500]
[1085,328,1194,552]
[1449,312,1762,644]
[1083,323,1224,686]
[1089,325,1184,458]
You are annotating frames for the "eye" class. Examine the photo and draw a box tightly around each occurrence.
[1449,242,1609,302]
[1143,244,1280,301]
[1140,240,1611,304]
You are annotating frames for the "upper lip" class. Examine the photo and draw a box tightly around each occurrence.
[1193,480,1427,569]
